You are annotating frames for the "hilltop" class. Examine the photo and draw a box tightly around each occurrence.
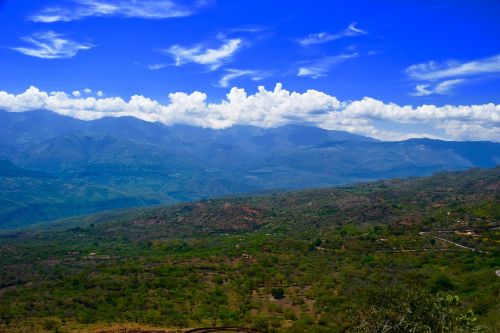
[0,167,498,332]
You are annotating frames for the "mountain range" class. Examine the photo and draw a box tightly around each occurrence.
[0,109,499,229]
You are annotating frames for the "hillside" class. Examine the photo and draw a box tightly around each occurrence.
[1,109,499,229]
[0,167,498,332]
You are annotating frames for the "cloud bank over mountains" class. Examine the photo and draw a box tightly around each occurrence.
[0,84,498,141]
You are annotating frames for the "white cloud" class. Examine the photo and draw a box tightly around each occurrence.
[413,84,432,97]
[297,22,367,47]
[412,79,465,96]
[72,90,81,97]
[147,63,167,70]
[218,69,269,88]
[407,54,500,96]
[83,88,92,94]
[407,54,500,81]
[96,90,104,97]
[434,79,464,94]
[0,84,498,141]
[297,53,359,79]
[11,31,93,59]
[167,38,242,70]
[225,25,268,34]
[31,0,201,23]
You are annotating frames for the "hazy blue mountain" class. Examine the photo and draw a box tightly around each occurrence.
[0,109,498,229]
[0,160,48,178]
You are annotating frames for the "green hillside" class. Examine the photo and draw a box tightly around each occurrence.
[0,167,498,332]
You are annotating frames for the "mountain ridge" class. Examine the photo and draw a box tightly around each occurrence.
[0,109,498,229]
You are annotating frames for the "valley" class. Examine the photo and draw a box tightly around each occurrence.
[0,167,498,332]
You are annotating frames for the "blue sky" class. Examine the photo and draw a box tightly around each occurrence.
[0,0,499,141]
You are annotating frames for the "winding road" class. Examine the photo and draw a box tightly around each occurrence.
[185,328,262,333]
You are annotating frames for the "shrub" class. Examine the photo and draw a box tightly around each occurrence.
[42,318,60,332]
[271,287,285,300]
[347,287,484,333]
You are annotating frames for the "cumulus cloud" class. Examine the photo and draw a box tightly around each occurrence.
[407,54,500,96]
[11,31,93,59]
[167,38,242,70]
[297,22,367,47]
[30,0,201,23]
[73,88,104,97]
[0,84,498,141]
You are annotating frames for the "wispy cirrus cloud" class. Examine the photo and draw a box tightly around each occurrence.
[147,63,168,70]
[407,54,500,96]
[166,38,242,70]
[30,0,203,23]
[297,22,367,47]
[11,31,93,59]
[223,25,269,34]
[218,69,270,87]
[412,79,465,97]
[407,54,500,81]
[297,53,360,79]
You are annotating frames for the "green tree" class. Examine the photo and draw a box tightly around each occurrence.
[347,287,484,333]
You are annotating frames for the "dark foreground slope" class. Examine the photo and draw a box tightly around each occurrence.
[0,167,499,332]
[1,109,499,229]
